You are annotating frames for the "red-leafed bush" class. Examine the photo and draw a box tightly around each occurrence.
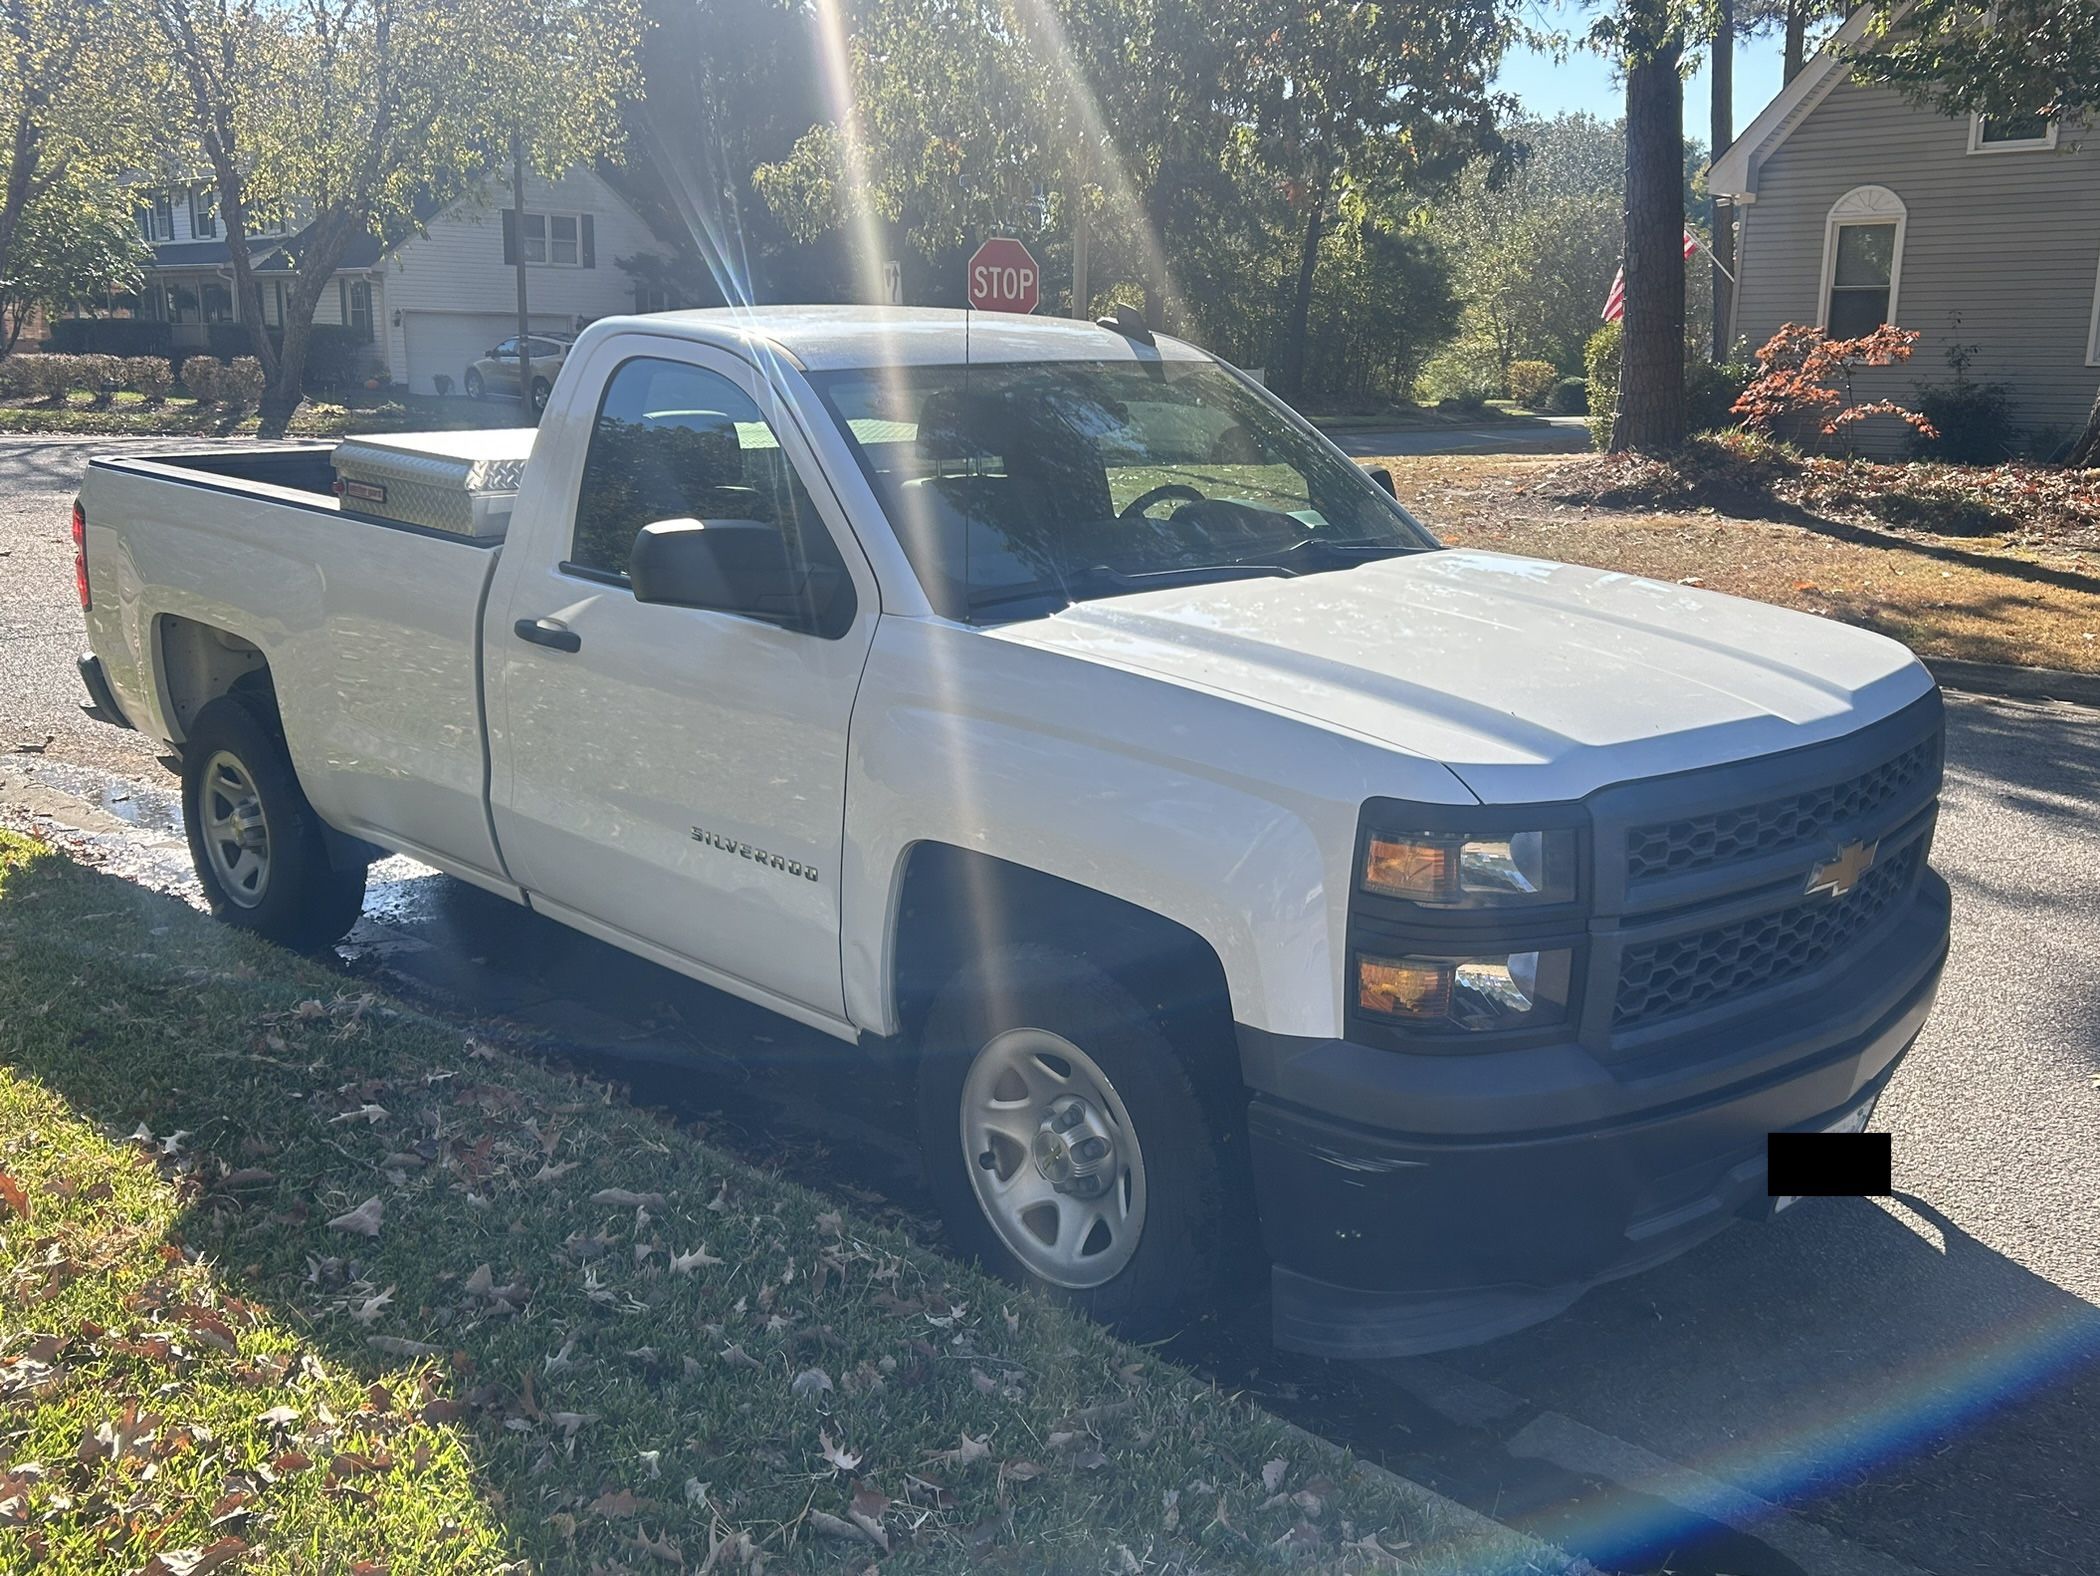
[1733,323,1937,441]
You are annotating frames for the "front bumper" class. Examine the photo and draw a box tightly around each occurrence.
[1243,869,1949,1359]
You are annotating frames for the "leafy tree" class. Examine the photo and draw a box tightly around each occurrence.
[1237,0,1516,399]
[0,0,157,295]
[1428,114,1626,377]
[149,0,641,432]
[0,166,146,348]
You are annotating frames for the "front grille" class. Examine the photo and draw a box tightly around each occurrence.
[1614,840,1923,1029]
[1626,737,1936,884]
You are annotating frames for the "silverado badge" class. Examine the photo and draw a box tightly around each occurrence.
[1806,838,1879,899]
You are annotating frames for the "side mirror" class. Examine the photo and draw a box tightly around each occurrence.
[630,517,809,621]
[1364,464,1397,498]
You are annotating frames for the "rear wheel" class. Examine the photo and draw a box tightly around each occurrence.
[530,377,552,415]
[917,943,1234,1338]
[181,695,366,950]
[464,368,484,400]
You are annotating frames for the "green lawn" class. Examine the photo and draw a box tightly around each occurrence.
[0,832,1553,1575]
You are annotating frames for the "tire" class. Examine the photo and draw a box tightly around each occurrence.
[916,942,1234,1339]
[181,694,366,950]
[530,377,551,415]
[464,368,484,400]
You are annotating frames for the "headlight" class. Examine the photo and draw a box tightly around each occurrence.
[1361,828,1576,907]
[1357,948,1573,1032]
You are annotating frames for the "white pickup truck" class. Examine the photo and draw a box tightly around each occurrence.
[73,307,1951,1357]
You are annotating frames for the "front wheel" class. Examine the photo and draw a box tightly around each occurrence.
[181,695,366,950]
[916,943,1236,1338]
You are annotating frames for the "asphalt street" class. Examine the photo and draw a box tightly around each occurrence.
[3,436,2095,1576]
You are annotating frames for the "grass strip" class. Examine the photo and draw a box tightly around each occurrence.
[0,832,1555,1574]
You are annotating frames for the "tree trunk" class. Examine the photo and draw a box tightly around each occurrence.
[1279,182,1326,401]
[2070,386,2100,467]
[1710,0,1736,362]
[257,212,356,436]
[1612,31,1688,454]
[1784,0,1809,82]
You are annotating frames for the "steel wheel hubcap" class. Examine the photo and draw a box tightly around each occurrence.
[200,749,271,908]
[960,1028,1147,1289]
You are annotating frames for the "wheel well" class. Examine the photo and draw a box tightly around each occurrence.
[889,844,1238,1076]
[157,615,272,742]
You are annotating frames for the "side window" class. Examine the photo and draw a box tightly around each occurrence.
[569,356,851,620]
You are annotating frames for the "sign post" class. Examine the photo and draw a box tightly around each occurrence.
[966,237,1041,314]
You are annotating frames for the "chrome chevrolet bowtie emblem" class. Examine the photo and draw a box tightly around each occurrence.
[1806,838,1879,899]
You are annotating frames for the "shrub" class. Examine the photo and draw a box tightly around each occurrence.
[432,372,453,397]
[206,322,259,362]
[1733,323,1935,446]
[1415,339,1504,407]
[1909,380,2017,464]
[1685,355,1754,434]
[1436,392,1490,416]
[301,324,368,392]
[182,358,222,403]
[124,356,174,402]
[13,354,84,402]
[223,356,265,406]
[1505,359,1559,409]
[1547,376,1588,416]
[46,318,174,358]
[1584,322,1622,450]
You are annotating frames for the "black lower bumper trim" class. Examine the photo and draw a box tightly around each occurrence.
[76,653,133,731]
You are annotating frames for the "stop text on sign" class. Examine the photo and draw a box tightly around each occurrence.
[967,238,1040,314]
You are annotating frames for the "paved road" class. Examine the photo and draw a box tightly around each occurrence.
[1322,414,1590,458]
[3,436,2095,1576]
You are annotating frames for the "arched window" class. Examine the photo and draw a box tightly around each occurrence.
[1820,186,1906,338]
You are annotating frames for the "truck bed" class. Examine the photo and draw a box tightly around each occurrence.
[78,442,515,891]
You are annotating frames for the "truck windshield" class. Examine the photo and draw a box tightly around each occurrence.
[805,358,1438,622]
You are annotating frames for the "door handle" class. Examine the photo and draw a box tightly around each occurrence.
[513,617,581,653]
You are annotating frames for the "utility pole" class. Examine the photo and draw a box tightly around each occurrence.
[1069,137,1090,320]
[513,137,532,413]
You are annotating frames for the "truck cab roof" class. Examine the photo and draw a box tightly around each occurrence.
[610,305,1213,372]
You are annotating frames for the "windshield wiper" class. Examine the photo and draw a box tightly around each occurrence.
[968,560,1294,617]
[1231,537,1419,571]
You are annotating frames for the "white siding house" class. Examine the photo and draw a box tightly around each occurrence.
[1710,5,2100,456]
[131,166,670,394]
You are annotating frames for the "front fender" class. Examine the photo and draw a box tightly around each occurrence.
[841,617,1475,1039]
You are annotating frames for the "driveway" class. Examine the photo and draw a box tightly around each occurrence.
[2,435,2094,1576]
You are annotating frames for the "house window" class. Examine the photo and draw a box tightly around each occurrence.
[1820,185,1907,338]
[138,194,173,244]
[201,280,233,323]
[634,281,671,313]
[517,211,584,267]
[1968,112,2057,153]
[339,278,373,342]
[190,188,219,239]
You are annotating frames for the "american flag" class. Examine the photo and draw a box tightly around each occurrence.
[1601,231,1702,322]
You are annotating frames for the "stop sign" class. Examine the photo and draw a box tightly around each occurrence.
[967,237,1040,314]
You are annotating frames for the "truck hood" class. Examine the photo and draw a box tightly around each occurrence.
[991,549,1933,802]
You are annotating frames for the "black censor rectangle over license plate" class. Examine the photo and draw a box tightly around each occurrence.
[1768,1130,1893,1199]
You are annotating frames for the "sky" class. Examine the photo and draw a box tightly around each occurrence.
[1495,31,1789,146]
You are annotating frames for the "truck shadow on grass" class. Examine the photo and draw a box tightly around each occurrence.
[15,847,1442,1575]
[333,858,2100,1576]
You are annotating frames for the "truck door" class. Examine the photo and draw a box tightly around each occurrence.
[485,340,878,1024]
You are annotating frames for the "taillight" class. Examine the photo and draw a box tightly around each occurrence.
[72,499,90,611]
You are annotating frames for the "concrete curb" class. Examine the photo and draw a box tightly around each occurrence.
[1925,657,2100,709]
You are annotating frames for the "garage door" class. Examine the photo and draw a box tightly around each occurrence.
[403,311,571,397]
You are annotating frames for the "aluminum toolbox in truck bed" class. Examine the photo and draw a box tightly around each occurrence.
[330,429,535,539]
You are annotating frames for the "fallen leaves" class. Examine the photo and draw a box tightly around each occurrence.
[818,1430,861,1473]
[0,1171,27,1218]
[139,1536,248,1575]
[325,1197,384,1237]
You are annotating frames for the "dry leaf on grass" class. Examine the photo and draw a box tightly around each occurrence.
[819,1430,862,1472]
[326,1197,384,1237]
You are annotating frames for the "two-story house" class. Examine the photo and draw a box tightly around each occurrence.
[129,165,671,394]
[1709,4,2100,456]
